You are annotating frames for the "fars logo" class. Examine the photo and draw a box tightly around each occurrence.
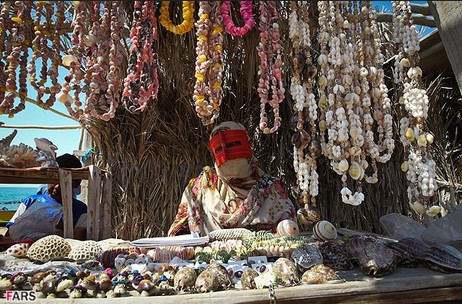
[5,290,36,302]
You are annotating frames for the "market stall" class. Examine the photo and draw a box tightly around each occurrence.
[0,0,461,302]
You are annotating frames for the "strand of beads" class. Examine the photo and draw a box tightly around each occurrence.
[392,1,438,216]
[257,1,284,134]
[160,1,194,35]
[0,1,31,117]
[193,1,224,125]
[28,1,64,110]
[289,2,320,224]
[60,1,90,119]
[0,2,11,107]
[221,1,254,36]
[123,1,159,113]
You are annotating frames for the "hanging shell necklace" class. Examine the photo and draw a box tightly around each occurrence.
[193,1,224,125]
[257,1,284,134]
[289,1,320,224]
[392,1,438,216]
[123,1,159,113]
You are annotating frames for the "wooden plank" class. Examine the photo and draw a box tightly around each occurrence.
[429,1,462,94]
[0,167,90,184]
[59,169,73,239]
[101,172,112,239]
[87,165,101,240]
[32,269,462,304]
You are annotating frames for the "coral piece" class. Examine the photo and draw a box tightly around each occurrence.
[0,130,17,146]
[0,143,38,168]
[27,235,72,263]
[69,240,103,263]
[5,243,30,258]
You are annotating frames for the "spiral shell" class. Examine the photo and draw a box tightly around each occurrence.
[277,220,299,237]
[313,221,337,241]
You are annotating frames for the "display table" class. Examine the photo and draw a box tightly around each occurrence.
[16,266,461,303]
[0,166,112,241]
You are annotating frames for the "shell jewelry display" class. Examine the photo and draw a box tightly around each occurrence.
[193,1,224,125]
[392,1,438,216]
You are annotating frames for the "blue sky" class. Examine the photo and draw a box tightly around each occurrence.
[0,1,434,157]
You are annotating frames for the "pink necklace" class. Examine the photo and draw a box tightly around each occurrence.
[220,1,255,36]
[123,0,159,113]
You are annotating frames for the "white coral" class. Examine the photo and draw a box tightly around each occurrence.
[27,235,71,263]
[68,240,103,262]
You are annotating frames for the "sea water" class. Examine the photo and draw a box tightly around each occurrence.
[0,186,39,211]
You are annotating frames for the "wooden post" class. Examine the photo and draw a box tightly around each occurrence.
[101,172,112,239]
[87,165,102,240]
[59,169,73,239]
[428,1,462,94]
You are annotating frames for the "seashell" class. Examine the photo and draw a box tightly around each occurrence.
[318,76,327,87]
[277,220,299,237]
[400,57,410,67]
[56,278,74,292]
[83,35,97,47]
[405,128,415,141]
[301,264,340,284]
[5,243,29,258]
[387,242,419,268]
[318,242,353,270]
[422,244,462,273]
[206,263,231,289]
[297,206,320,225]
[61,55,77,67]
[318,95,327,108]
[410,201,426,214]
[338,159,349,172]
[272,258,298,286]
[291,245,323,273]
[401,161,409,172]
[56,92,73,104]
[0,278,12,291]
[319,120,327,132]
[174,267,197,291]
[348,161,362,180]
[10,272,26,285]
[195,270,219,293]
[426,206,441,217]
[313,221,338,241]
[393,238,430,261]
[136,279,156,294]
[240,269,259,289]
[417,134,427,147]
[426,133,434,144]
[41,279,57,295]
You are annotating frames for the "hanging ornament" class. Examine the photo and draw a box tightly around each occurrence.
[220,1,254,36]
[160,1,195,35]
[0,1,31,117]
[193,1,224,125]
[392,1,438,214]
[289,1,320,223]
[257,1,284,135]
[123,1,159,113]
[28,1,65,110]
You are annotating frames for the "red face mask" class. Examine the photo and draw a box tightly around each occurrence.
[209,130,252,166]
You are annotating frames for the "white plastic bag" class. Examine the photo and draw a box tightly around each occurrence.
[9,201,63,242]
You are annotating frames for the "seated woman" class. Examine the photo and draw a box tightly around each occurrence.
[6,154,87,241]
[168,122,296,236]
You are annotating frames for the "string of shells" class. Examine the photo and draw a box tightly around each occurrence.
[392,1,439,217]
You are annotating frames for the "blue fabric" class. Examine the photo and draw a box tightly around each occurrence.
[6,194,87,228]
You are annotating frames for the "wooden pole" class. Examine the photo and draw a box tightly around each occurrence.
[428,1,462,95]
[0,124,81,130]
[376,13,436,27]
[59,169,74,239]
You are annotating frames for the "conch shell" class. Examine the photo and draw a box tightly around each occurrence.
[277,220,299,237]
[313,220,337,241]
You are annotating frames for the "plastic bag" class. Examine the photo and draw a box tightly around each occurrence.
[8,201,63,242]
